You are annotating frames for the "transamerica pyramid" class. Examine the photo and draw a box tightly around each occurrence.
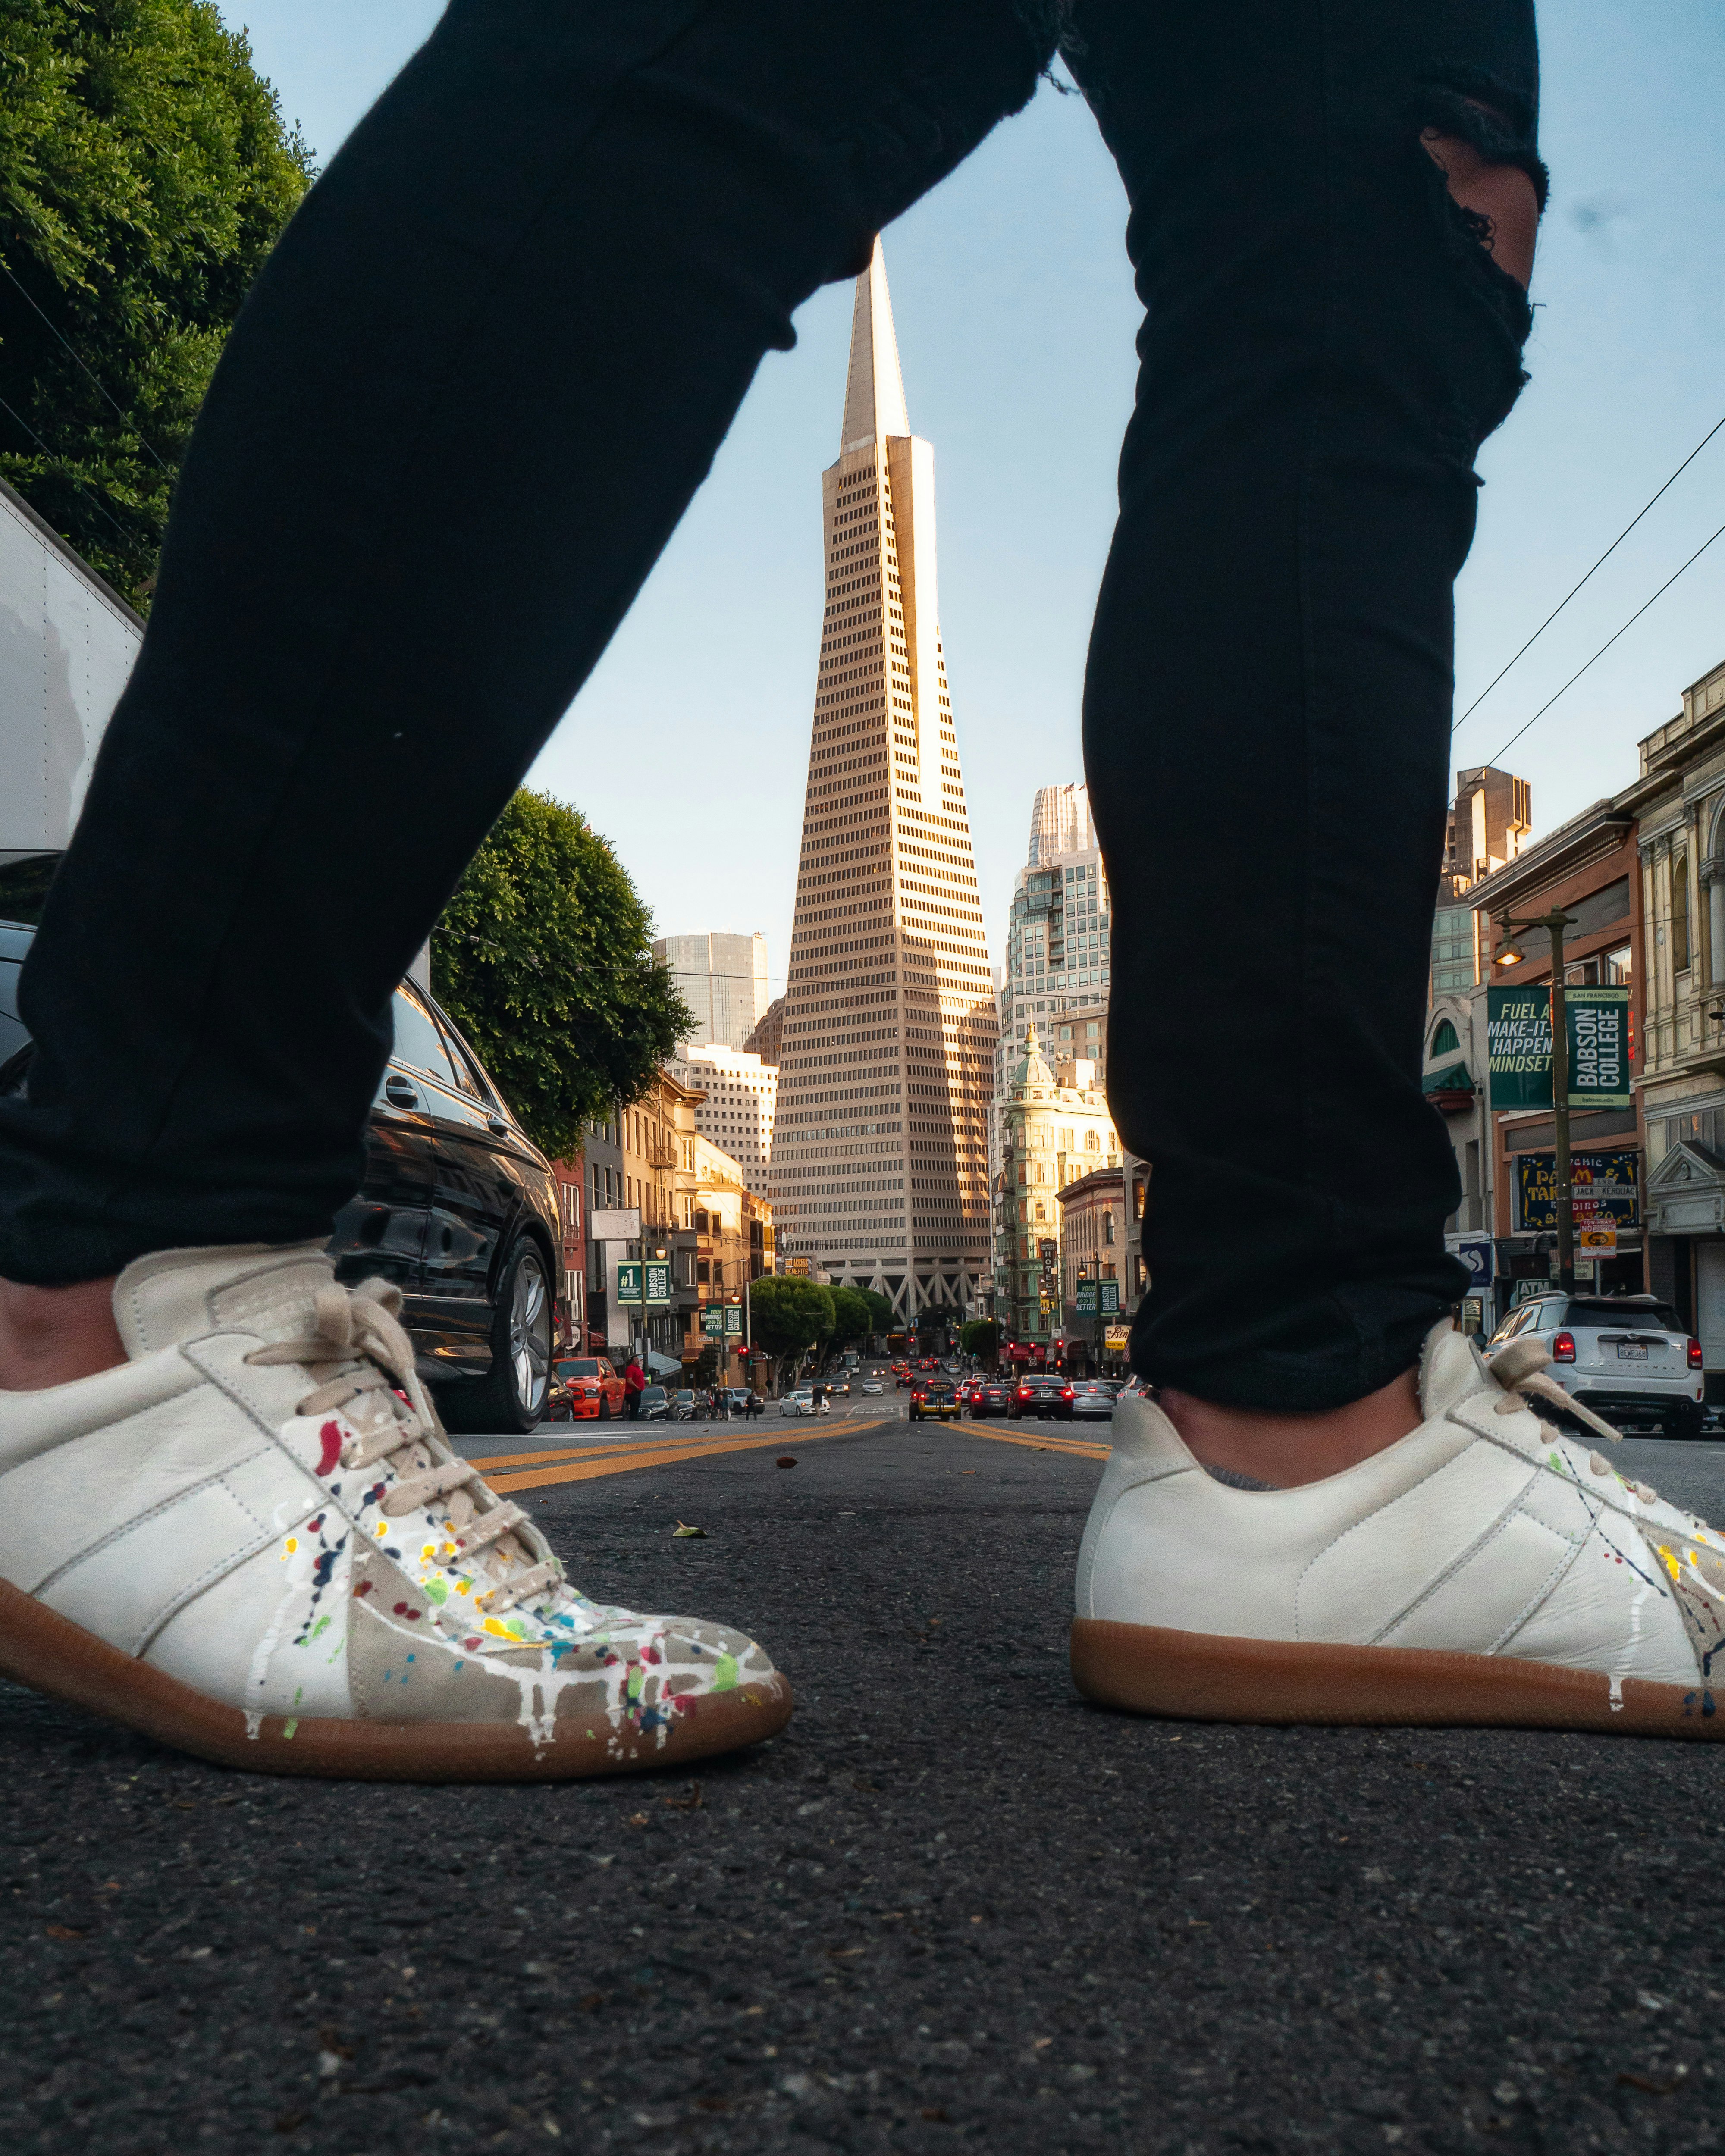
[768,240,996,1320]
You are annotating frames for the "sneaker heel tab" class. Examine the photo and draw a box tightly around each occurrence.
[1111,1389,1202,1473]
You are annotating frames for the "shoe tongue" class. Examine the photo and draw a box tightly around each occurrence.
[113,1242,336,1357]
[1418,1315,1490,1420]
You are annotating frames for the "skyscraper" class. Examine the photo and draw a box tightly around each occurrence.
[653,931,771,1050]
[769,240,995,1317]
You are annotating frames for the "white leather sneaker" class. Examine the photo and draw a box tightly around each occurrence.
[1074,1320,1725,1737]
[0,1244,790,1779]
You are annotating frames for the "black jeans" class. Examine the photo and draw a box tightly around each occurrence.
[0,0,1541,1414]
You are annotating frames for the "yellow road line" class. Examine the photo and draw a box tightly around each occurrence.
[957,1424,1110,1461]
[486,1419,890,1493]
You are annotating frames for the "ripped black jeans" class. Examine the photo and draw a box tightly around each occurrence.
[0,0,1542,1414]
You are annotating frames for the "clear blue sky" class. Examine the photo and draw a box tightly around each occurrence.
[231,3,1725,994]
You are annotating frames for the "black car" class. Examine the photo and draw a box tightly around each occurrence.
[0,883,560,1436]
[966,1381,1015,1419]
[1011,1375,1076,1421]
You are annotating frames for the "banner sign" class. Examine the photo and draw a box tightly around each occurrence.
[1515,1149,1640,1234]
[615,1260,671,1305]
[701,1304,725,1337]
[1488,984,1631,1109]
[1076,1280,1098,1315]
[1565,987,1631,1108]
[1488,985,1552,1110]
[725,1304,743,1336]
[1099,1282,1120,1315]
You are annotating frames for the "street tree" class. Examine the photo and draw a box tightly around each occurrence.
[748,1278,834,1391]
[827,1285,875,1355]
[436,789,692,1161]
[0,0,314,607]
[858,1288,894,1339]
[959,1318,999,1368]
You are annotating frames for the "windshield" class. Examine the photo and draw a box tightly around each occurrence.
[640,1385,666,1401]
[556,1359,602,1378]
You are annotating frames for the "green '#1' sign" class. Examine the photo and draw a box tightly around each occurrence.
[616,1260,671,1305]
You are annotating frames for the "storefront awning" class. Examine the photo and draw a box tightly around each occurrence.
[1421,1061,1474,1096]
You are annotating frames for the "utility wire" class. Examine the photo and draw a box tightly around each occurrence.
[1455,406,1725,734]
[0,256,176,476]
[0,390,143,550]
[1481,511,1725,768]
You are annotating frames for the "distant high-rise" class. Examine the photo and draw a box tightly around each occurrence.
[1430,765,1532,997]
[769,240,995,1317]
[743,996,784,1068]
[653,931,771,1051]
[1027,783,1095,869]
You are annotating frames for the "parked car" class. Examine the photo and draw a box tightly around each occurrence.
[0,897,561,1437]
[1069,1380,1119,1420]
[910,1379,962,1423]
[668,1388,701,1421]
[1486,1293,1704,1438]
[1012,1376,1076,1421]
[966,1381,1015,1420]
[722,1387,761,1416]
[781,1387,829,1417]
[546,1354,627,1423]
[635,1384,670,1421]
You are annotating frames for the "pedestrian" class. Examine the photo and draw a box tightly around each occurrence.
[624,1357,646,1422]
[0,0,1699,1783]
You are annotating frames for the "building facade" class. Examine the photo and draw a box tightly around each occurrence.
[1057,1165,1128,1371]
[743,997,784,1068]
[677,1135,773,1383]
[1466,793,1644,1320]
[654,931,772,1052]
[994,1025,1121,1360]
[769,238,995,1319]
[1431,764,1532,997]
[1623,655,1725,1381]
[667,1044,777,1203]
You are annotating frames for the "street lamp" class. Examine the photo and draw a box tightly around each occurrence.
[1495,906,1579,1293]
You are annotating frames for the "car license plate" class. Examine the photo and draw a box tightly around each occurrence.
[1617,1344,1648,1361]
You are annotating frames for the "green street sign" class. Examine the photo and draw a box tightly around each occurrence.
[1565,987,1631,1108]
[1099,1281,1120,1315]
[1487,985,1552,1110]
[1488,984,1632,1111]
[1076,1279,1098,1315]
[725,1304,743,1336]
[702,1304,725,1337]
[616,1260,671,1306]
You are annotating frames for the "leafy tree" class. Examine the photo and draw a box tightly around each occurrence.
[859,1289,894,1338]
[0,0,315,606]
[749,1277,834,1390]
[688,1342,720,1388]
[827,1285,875,1348]
[436,790,693,1160]
[959,1318,999,1366]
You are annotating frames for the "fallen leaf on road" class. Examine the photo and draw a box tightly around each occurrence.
[671,1521,707,1538]
[661,1782,704,1812]
[626,1812,650,1827]
[43,1925,83,1940]
[776,1456,797,1469]
[1618,2069,1687,2096]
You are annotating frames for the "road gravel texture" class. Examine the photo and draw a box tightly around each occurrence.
[2,1421,1724,2153]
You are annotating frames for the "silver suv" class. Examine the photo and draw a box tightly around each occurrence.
[1487,1294,1704,1438]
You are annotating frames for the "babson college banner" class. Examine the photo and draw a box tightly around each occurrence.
[1487,985,1630,1112]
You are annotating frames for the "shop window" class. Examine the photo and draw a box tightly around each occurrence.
[1429,1018,1460,1058]
[1604,943,1632,985]
[1103,1211,1115,1245]
[1673,854,1691,973]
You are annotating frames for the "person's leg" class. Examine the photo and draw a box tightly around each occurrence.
[0,0,1050,1317]
[1066,0,1544,1437]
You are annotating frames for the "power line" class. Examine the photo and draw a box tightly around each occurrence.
[0,256,176,476]
[1481,511,1725,768]
[0,390,143,550]
[1454,406,1725,734]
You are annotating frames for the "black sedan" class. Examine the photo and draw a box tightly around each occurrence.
[0,880,561,1436]
[965,1381,1015,1419]
[1010,1376,1077,1421]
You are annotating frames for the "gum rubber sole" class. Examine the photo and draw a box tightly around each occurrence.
[0,1576,794,1782]
[1071,1618,1725,1739]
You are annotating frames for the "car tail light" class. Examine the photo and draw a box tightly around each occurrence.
[1061,1386,1075,1400]
[1551,1331,1576,1363]
[912,1390,924,1401]
[1017,1386,1031,1399]
[1690,1338,1704,1370]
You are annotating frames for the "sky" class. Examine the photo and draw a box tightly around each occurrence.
[231,3,1725,1000]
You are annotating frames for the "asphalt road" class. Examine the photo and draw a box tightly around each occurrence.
[3,1418,1725,2153]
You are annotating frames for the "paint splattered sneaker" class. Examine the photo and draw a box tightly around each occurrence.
[0,1243,790,1779]
[1073,1319,1725,1737]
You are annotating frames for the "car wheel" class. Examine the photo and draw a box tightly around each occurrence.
[598,1393,612,1423]
[433,1235,554,1435]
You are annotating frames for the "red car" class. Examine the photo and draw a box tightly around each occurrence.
[545,1354,627,1422]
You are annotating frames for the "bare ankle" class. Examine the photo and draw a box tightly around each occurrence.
[0,1277,126,1391]
[1159,1366,1422,1490]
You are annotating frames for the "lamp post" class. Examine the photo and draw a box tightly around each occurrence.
[1495,906,1579,1294]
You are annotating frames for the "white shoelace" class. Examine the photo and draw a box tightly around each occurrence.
[245,1278,561,1617]
[1485,1335,1663,1504]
